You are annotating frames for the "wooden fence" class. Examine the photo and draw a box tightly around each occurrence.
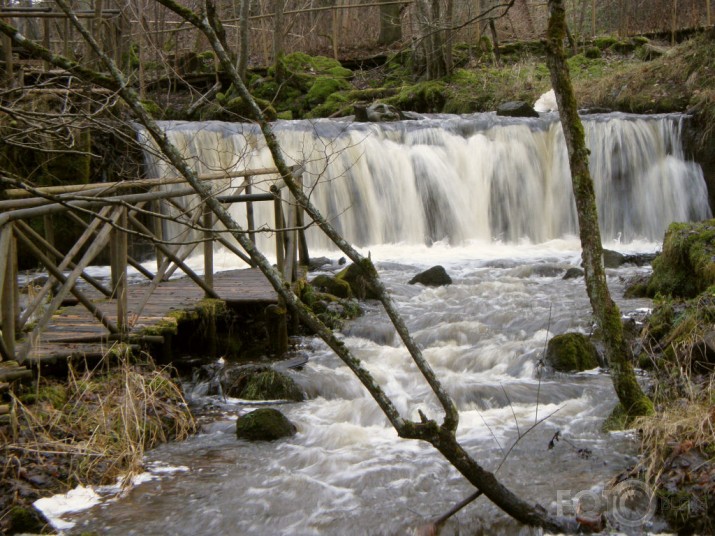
[0,167,307,364]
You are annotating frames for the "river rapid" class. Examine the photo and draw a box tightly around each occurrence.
[63,112,709,534]
[67,239,657,535]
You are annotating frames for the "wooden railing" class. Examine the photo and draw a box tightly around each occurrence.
[0,167,308,363]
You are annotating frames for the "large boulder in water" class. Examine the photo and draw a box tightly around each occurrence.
[335,263,380,300]
[355,102,403,122]
[235,408,297,441]
[545,333,600,372]
[310,274,352,299]
[408,265,453,286]
[496,101,539,118]
[222,365,305,401]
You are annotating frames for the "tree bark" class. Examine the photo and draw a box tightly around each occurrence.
[544,0,653,419]
[273,0,286,82]
[237,0,250,82]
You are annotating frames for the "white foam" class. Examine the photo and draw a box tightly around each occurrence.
[534,89,558,112]
[34,485,101,530]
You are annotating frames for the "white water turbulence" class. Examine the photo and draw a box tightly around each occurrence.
[139,112,710,255]
[71,113,708,535]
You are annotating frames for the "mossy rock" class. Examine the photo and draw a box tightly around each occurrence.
[385,81,447,113]
[545,332,601,372]
[307,93,352,118]
[593,36,618,50]
[222,366,305,401]
[646,220,715,298]
[235,408,297,441]
[223,96,277,121]
[7,506,46,533]
[310,274,352,299]
[336,262,380,300]
[585,46,602,59]
[279,52,353,81]
[140,99,163,118]
[306,77,352,106]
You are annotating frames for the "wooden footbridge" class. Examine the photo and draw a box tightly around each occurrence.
[0,168,308,377]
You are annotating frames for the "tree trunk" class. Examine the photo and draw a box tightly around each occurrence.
[273,0,286,82]
[378,0,402,45]
[237,0,250,82]
[544,0,653,420]
[412,0,449,79]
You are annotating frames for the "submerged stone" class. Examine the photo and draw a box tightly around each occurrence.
[563,267,584,279]
[545,333,600,372]
[408,265,453,286]
[235,408,297,441]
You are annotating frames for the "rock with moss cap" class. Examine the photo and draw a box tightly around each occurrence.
[335,262,380,300]
[645,220,715,298]
[235,408,297,441]
[222,365,305,401]
[545,332,601,372]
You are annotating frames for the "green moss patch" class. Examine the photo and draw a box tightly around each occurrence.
[545,332,601,372]
[235,408,297,441]
[646,220,715,298]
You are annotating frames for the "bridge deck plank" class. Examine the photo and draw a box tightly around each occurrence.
[24,268,277,365]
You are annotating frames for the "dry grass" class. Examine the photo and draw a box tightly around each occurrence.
[634,301,715,532]
[3,345,195,489]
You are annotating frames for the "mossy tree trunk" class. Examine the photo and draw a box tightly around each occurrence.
[544,0,653,419]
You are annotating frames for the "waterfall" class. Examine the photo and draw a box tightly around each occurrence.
[139,112,711,254]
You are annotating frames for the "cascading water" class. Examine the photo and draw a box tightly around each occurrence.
[63,114,708,534]
[140,112,710,253]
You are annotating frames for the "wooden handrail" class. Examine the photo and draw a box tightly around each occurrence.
[2,167,279,200]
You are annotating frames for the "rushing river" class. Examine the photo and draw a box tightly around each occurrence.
[65,240,656,535]
[60,112,709,534]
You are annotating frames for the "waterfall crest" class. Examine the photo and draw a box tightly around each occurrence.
[140,113,711,252]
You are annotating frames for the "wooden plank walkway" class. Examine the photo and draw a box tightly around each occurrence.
[24,268,277,365]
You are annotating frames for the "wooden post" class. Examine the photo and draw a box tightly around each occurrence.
[273,191,285,274]
[295,173,309,267]
[43,214,55,263]
[203,203,214,295]
[0,225,16,359]
[152,199,166,274]
[110,207,129,332]
[245,176,256,244]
